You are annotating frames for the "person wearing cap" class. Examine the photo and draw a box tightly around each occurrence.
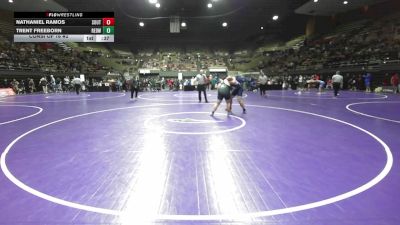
[332,71,343,97]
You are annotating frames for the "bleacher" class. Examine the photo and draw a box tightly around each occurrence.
[0,20,13,36]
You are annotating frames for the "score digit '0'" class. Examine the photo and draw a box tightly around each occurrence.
[102,18,115,26]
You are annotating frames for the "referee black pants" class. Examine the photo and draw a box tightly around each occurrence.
[259,84,267,95]
[75,84,81,95]
[197,84,208,102]
[333,82,341,96]
[131,87,139,98]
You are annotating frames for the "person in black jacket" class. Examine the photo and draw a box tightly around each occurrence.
[130,75,140,100]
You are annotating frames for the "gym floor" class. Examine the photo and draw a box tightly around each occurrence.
[0,90,399,225]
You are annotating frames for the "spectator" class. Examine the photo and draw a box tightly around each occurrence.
[39,76,48,94]
[391,73,399,94]
[63,76,70,92]
[28,78,35,93]
[50,75,56,92]
[11,79,19,94]
[363,72,372,92]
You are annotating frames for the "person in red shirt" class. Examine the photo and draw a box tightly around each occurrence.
[391,73,399,94]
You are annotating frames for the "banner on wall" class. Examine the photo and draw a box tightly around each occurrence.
[0,88,15,97]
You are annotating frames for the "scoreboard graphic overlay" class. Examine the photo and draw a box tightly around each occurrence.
[14,12,114,42]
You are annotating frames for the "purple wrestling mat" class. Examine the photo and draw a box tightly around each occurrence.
[0,90,399,225]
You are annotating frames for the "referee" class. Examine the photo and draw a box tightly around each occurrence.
[196,70,208,103]
[130,75,140,100]
[332,71,343,97]
[72,76,82,95]
[258,70,268,96]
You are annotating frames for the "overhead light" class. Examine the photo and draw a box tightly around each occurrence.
[260,26,264,30]
[272,15,279,21]
[139,22,145,27]
[155,2,160,7]
[207,3,213,8]
[181,22,187,27]
[314,0,318,2]
[222,22,228,27]
[343,1,348,4]
[8,0,13,3]
[148,0,157,4]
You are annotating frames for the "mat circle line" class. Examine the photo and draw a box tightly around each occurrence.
[0,105,43,125]
[143,111,246,135]
[45,94,91,99]
[173,93,212,98]
[0,103,393,221]
[346,101,400,124]
[266,91,387,100]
